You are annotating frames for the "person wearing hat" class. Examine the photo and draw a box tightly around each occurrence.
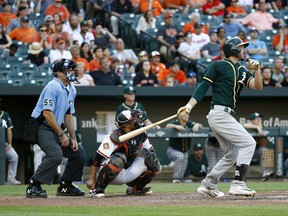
[183,143,208,182]
[166,111,203,183]
[150,50,166,76]
[179,71,199,88]
[191,22,209,49]
[246,27,268,61]
[8,16,37,44]
[226,0,247,17]
[202,0,225,17]
[32,24,53,49]
[72,20,94,48]
[0,2,16,27]
[200,29,220,61]
[221,12,246,38]
[182,11,209,35]
[115,86,155,127]
[243,113,274,181]
[6,6,34,33]
[48,38,72,63]
[45,0,70,22]
[134,50,149,73]
[23,42,49,66]
[272,23,288,52]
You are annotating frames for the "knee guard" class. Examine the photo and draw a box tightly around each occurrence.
[95,152,127,190]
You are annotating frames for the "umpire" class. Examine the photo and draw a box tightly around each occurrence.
[26,59,86,198]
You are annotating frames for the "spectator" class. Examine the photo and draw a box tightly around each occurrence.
[94,23,117,49]
[201,29,221,60]
[72,20,95,48]
[86,0,111,28]
[70,45,89,72]
[140,0,166,17]
[110,0,134,37]
[103,47,113,62]
[226,0,247,17]
[272,57,285,83]
[32,24,53,50]
[72,62,95,86]
[239,2,281,32]
[184,143,208,182]
[0,98,21,185]
[261,66,281,87]
[158,61,186,86]
[13,0,35,14]
[0,2,16,27]
[162,0,190,14]
[166,111,203,183]
[111,38,139,73]
[45,0,70,22]
[280,67,288,87]
[1,43,19,61]
[189,0,207,8]
[135,50,149,73]
[150,50,166,77]
[236,0,254,9]
[80,42,93,62]
[220,12,246,38]
[48,38,72,63]
[156,13,181,59]
[202,0,225,17]
[9,16,37,44]
[243,112,274,181]
[0,24,12,50]
[164,74,176,87]
[133,60,159,86]
[89,47,103,73]
[216,26,226,46]
[237,30,248,43]
[62,13,80,39]
[191,23,210,48]
[171,32,185,58]
[246,28,268,60]
[179,71,199,88]
[52,12,62,23]
[90,57,123,85]
[272,23,288,53]
[51,20,71,50]
[135,9,156,35]
[23,42,49,66]
[182,11,209,35]
[43,15,55,36]
[7,6,34,33]
[205,137,223,174]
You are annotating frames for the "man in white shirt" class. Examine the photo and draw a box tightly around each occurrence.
[72,20,94,47]
[191,23,210,49]
[49,38,72,63]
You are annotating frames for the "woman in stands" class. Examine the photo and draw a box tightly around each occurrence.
[135,9,156,35]
[80,42,93,62]
[133,60,158,87]
[0,24,12,51]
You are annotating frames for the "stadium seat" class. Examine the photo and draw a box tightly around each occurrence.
[0,79,13,86]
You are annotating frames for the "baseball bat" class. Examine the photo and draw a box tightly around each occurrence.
[119,114,178,142]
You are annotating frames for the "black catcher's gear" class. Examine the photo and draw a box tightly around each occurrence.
[223,37,249,58]
[116,109,145,129]
[136,148,161,173]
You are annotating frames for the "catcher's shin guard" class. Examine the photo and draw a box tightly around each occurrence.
[127,170,156,192]
[96,152,126,190]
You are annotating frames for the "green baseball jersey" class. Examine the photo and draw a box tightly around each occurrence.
[115,102,148,121]
[202,59,253,109]
[0,110,13,142]
[184,154,208,178]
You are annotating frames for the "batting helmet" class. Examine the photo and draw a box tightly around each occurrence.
[116,109,145,129]
[52,59,78,82]
[223,37,249,58]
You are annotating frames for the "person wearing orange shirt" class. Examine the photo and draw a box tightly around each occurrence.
[158,61,186,87]
[70,45,90,72]
[182,11,209,34]
[226,0,247,17]
[140,0,165,16]
[9,16,37,44]
[162,0,190,14]
[89,47,103,73]
[32,24,53,49]
[150,50,166,77]
[45,0,70,22]
[0,2,16,27]
[273,23,288,53]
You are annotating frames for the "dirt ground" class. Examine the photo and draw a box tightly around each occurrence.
[1,191,288,206]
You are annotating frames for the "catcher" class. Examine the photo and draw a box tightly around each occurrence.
[86,109,160,198]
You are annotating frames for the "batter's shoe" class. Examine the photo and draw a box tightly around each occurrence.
[56,183,85,196]
[26,185,48,198]
[197,183,224,198]
[89,189,105,198]
[126,186,152,195]
[229,180,256,197]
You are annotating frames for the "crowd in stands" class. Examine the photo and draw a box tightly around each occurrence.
[0,0,287,88]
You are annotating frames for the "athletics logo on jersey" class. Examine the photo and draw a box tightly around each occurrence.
[238,72,246,84]
[103,143,110,149]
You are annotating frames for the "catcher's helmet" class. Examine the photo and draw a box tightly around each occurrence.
[116,109,145,129]
[223,37,249,58]
[52,59,78,82]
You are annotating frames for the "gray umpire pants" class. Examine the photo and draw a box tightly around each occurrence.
[203,108,256,190]
[32,125,85,185]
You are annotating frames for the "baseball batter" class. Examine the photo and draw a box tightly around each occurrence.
[87,109,160,198]
[178,37,263,197]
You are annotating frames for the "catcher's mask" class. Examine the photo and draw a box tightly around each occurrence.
[116,109,145,129]
[52,59,79,83]
[223,36,249,58]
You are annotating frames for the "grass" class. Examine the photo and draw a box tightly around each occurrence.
[0,181,287,216]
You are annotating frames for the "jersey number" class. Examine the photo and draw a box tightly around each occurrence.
[44,99,53,106]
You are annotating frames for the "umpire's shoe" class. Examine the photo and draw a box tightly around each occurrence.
[126,186,153,195]
[56,183,85,196]
[26,185,48,198]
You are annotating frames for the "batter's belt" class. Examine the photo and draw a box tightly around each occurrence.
[211,105,235,117]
